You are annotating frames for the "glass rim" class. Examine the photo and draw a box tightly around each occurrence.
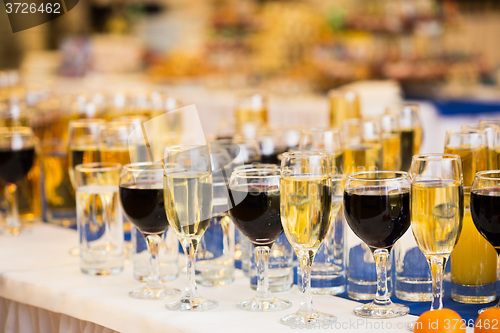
[164,144,208,152]
[411,153,461,162]
[445,128,486,136]
[474,170,500,180]
[122,161,168,172]
[232,167,280,178]
[75,162,122,173]
[347,170,408,181]
[234,163,279,171]
[281,150,329,159]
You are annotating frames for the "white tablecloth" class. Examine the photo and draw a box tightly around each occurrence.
[0,224,423,333]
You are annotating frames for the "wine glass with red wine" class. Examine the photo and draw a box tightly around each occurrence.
[344,171,411,318]
[228,165,292,311]
[0,126,36,235]
[470,170,500,312]
[119,162,181,299]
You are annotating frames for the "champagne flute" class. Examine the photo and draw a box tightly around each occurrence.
[163,145,217,311]
[0,126,36,234]
[344,171,411,318]
[279,151,336,326]
[228,165,292,311]
[119,162,181,299]
[410,154,464,311]
[470,170,500,312]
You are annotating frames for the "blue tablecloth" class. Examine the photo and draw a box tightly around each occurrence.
[431,99,500,115]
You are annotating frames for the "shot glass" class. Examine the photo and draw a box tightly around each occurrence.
[75,162,124,275]
[304,210,346,295]
[250,232,294,292]
[394,227,432,301]
[347,227,393,300]
[131,226,179,282]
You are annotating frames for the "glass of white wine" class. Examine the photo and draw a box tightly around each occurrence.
[410,154,464,311]
[279,151,336,327]
[163,145,217,311]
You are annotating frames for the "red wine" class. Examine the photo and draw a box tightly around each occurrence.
[471,188,500,253]
[344,186,411,250]
[0,147,35,183]
[229,184,283,247]
[119,182,169,235]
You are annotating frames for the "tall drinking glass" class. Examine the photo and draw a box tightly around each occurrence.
[0,126,36,234]
[444,129,496,303]
[344,171,411,318]
[228,166,291,311]
[386,104,423,172]
[298,127,343,174]
[478,120,499,170]
[68,119,105,187]
[279,151,335,326]
[444,129,487,188]
[470,170,500,312]
[410,154,464,310]
[341,118,382,176]
[163,145,217,311]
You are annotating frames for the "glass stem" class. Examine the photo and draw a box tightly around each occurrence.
[428,256,446,310]
[373,248,392,307]
[145,234,162,289]
[182,239,199,299]
[254,246,272,302]
[297,250,314,314]
[5,182,20,232]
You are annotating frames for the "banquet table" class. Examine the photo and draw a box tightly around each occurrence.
[0,223,427,333]
[2,80,499,332]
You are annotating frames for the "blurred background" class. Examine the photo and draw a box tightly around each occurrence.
[1,0,500,97]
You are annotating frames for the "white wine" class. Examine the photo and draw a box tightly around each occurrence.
[164,172,213,242]
[329,151,344,175]
[343,143,382,175]
[411,180,463,257]
[99,146,132,166]
[382,133,401,171]
[280,175,332,252]
[444,145,487,188]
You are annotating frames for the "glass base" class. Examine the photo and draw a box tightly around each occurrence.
[237,297,292,312]
[165,296,218,311]
[311,285,345,296]
[451,282,497,304]
[280,309,336,327]
[129,285,181,300]
[354,301,409,318]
